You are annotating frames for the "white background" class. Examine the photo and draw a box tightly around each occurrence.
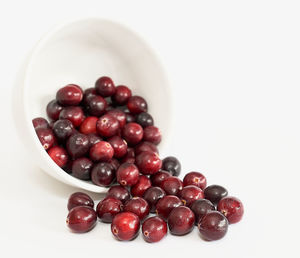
[1,0,300,257]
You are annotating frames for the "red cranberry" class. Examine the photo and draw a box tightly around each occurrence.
[67,192,94,211]
[168,206,195,236]
[126,113,135,123]
[150,170,171,187]
[32,117,49,129]
[71,157,93,180]
[190,199,215,225]
[106,109,126,128]
[162,156,181,176]
[121,147,135,164]
[96,197,123,223]
[135,112,154,128]
[79,116,98,134]
[107,158,120,171]
[96,114,120,138]
[83,87,97,104]
[127,96,147,114]
[95,76,116,97]
[135,141,158,155]
[66,206,97,233]
[112,85,132,105]
[89,141,114,162]
[56,84,83,106]
[136,151,162,175]
[46,100,63,120]
[142,216,167,243]
[52,119,74,142]
[66,133,89,159]
[124,197,150,221]
[143,187,166,213]
[87,133,102,146]
[183,171,207,189]
[122,122,143,146]
[35,127,55,150]
[116,163,139,186]
[217,196,244,224]
[180,185,204,207]
[161,176,183,196]
[48,146,68,167]
[59,106,85,127]
[108,136,128,158]
[198,211,228,241]
[143,126,161,145]
[85,95,107,116]
[91,162,115,186]
[204,185,228,205]
[131,175,152,197]
[156,195,182,221]
[107,185,131,204]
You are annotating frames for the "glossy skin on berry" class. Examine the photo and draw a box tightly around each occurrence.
[121,147,135,164]
[56,84,83,106]
[107,185,131,204]
[66,206,97,233]
[204,185,228,205]
[127,96,148,114]
[143,126,161,145]
[106,109,126,128]
[217,196,244,224]
[180,185,204,207]
[79,116,98,134]
[198,211,228,241]
[116,163,139,186]
[142,216,167,243]
[107,158,120,172]
[125,113,135,123]
[67,192,94,211]
[135,141,159,155]
[59,106,85,127]
[124,197,150,221]
[32,117,49,130]
[85,95,107,116]
[190,199,215,225]
[91,162,115,186]
[122,122,144,146]
[131,175,152,197]
[112,85,132,105]
[135,112,154,128]
[161,176,183,196]
[168,206,195,236]
[150,170,171,188]
[96,114,120,138]
[52,119,74,142]
[48,146,68,167]
[96,197,123,223]
[89,141,114,162]
[111,212,140,241]
[87,133,102,147]
[108,136,128,158]
[135,151,162,175]
[183,172,207,189]
[143,187,166,213]
[71,157,93,180]
[35,128,55,150]
[162,156,181,176]
[66,133,89,159]
[95,76,116,97]
[83,88,97,104]
[46,100,63,121]
[156,195,182,221]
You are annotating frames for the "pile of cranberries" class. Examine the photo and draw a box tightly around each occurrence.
[33,76,244,242]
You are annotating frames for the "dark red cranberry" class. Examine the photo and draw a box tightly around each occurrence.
[91,162,115,186]
[183,172,207,189]
[107,185,130,204]
[135,112,154,128]
[106,109,126,128]
[108,136,128,158]
[126,113,135,123]
[85,95,107,116]
[52,119,74,142]
[190,199,215,225]
[32,117,49,129]
[120,147,135,164]
[95,76,116,97]
[56,84,83,106]
[66,133,89,159]
[96,114,120,138]
[143,187,166,213]
[127,96,148,114]
[96,197,123,223]
[142,216,167,243]
[107,158,120,172]
[48,146,68,167]
[122,122,143,146]
[66,206,97,233]
[63,161,73,174]
[67,192,94,211]
[87,133,102,146]
[135,141,158,155]
[156,195,182,220]
[217,196,244,224]
[131,175,152,197]
[150,170,171,188]
[112,85,132,105]
[83,87,97,104]
[59,106,85,127]
[204,185,228,205]
[168,206,195,236]
[116,163,139,186]
[136,151,162,175]
[180,185,204,207]
[162,156,181,176]
[35,127,55,150]
[198,211,228,241]
[124,197,150,221]
[161,176,183,196]
[89,141,114,162]
[71,157,93,180]
[46,100,63,121]
[143,126,161,145]
[79,116,98,134]
[111,212,140,241]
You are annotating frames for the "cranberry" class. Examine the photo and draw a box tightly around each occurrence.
[85,95,107,116]
[136,151,162,175]
[122,122,143,146]
[143,187,166,213]
[204,185,228,205]
[217,196,244,224]
[183,171,207,189]
[59,106,85,127]
[35,127,55,150]
[79,116,98,134]
[150,170,171,187]
[48,146,68,167]
[56,84,83,106]
[190,199,215,225]
[106,109,126,128]
[96,197,123,223]
[121,147,135,164]
[67,192,94,211]
[83,87,97,104]
[180,185,204,207]
[168,206,195,236]
[52,119,74,142]
[95,76,116,97]
[89,141,114,162]
[127,96,147,114]
[96,114,120,138]
[66,133,89,159]
[162,156,181,176]
[143,126,161,145]
[156,195,182,220]
[116,163,139,186]
[32,117,49,129]
[112,85,132,105]
[66,206,97,233]
[91,162,115,186]
[124,197,150,221]
[71,157,93,180]
[46,100,63,120]
[87,133,102,146]
[108,136,128,158]
[135,112,154,128]
[135,141,158,155]
[198,211,228,241]
[161,176,183,196]
[125,113,135,123]
[107,185,131,204]
[131,175,152,197]
[142,216,167,243]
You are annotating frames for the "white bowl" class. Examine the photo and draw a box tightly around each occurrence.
[21,18,172,193]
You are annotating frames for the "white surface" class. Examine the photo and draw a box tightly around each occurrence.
[1,0,300,257]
